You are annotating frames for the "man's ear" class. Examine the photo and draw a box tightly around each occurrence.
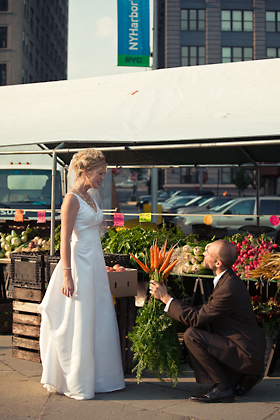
[216,260,222,268]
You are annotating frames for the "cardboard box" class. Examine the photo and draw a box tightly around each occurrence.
[108,268,138,298]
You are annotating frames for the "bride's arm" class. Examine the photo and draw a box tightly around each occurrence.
[60,194,79,297]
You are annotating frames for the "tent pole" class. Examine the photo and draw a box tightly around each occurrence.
[50,143,65,256]
[151,167,158,224]
[256,165,260,227]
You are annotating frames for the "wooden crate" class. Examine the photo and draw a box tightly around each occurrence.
[115,296,137,373]
[12,287,43,363]
[0,298,13,334]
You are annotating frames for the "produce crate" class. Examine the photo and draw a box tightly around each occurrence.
[115,296,137,373]
[12,286,43,363]
[0,298,13,334]
[10,253,45,291]
[104,253,130,268]
[44,254,60,284]
[108,269,138,298]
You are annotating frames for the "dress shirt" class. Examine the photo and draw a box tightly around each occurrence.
[213,269,228,289]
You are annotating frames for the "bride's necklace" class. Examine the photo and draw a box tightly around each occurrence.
[74,187,97,211]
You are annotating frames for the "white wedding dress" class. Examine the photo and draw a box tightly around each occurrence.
[38,193,125,400]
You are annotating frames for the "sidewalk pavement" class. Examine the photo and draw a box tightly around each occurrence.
[1,335,280,420]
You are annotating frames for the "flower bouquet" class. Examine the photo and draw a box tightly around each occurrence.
[128,240,183,385]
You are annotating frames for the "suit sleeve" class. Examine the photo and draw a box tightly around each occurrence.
[167,286,240,328]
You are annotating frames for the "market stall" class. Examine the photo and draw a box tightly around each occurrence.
[1,58,280,375]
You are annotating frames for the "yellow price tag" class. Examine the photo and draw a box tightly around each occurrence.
[204,214,213,225]
[139,212,151,222]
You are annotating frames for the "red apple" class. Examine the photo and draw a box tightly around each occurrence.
[113,264,121,270]
[116,266,126,272]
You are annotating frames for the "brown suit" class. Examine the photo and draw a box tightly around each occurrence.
[167,268,266,384]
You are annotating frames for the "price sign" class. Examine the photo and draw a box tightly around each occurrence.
[37,210,46,223]
[14,209,24,222]
[139,212,151,222]
[270,215,280,226]
[204,214,213,225]
[113,213,125,227]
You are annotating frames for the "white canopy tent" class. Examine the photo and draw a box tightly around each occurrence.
[1,58,280,252]
[0,58,280,168]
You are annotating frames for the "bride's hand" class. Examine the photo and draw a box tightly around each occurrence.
[62,276,74,298]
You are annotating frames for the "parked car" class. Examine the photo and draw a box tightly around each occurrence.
[136,189,176,211]
[162,195,198,221]
[171,189,215,199]
[173,196,233,225]
[115,179,136,188]
[179,196,280,238]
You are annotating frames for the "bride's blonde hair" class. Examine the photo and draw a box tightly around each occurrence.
[71,149,106,177]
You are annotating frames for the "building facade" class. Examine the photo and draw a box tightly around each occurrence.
[0,0,68,86]
[156,0,280,195]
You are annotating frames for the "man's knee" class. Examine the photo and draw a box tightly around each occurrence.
[184,327,200,346]
[184,327,213,349]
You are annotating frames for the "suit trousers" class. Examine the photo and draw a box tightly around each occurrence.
[184,327,242,388]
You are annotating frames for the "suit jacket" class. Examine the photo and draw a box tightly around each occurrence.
[168,268,266,375]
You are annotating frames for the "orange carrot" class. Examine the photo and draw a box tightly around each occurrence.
[159,245,176,272]
[163,259,178,279]
[154,243,160,269]
[129,252,151,273]
[150,245,155,271]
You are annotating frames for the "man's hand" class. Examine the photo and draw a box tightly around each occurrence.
[149,280,172,305]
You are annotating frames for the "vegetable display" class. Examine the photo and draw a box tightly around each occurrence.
[101,225,197,271]
[229,233,278,278]
[0,226,50,258]
[128,241,183,385]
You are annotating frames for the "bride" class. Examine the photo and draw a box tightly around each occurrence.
[38,148,125,400]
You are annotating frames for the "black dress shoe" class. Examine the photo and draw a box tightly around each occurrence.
[234,374,263,396]
[190,386,234,403]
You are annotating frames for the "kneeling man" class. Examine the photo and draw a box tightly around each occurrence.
[150,240,266,403]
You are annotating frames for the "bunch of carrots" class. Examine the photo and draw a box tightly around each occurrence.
[129,239,178,283]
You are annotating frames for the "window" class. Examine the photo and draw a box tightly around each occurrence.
[181,9,205,31]
[40,56,44,78]
[182,46,205,66]
[35,49,39,71]
[0,0,8,12]
[22,30,25,51]
[24,0,29,19]
[29,41,33,64]
[25,33,29,55]
[36,18,39,39]
[267,47,280,58]
[0,27,7,48]
[222,47,253,63]
[229,200,254,215]
[30,8,34,30]
[46,34,49,54]
[266,11,280,32]
[41,26,44,47]
[0,63,6,85]
[260,200,280,215]
[221,10,253,32]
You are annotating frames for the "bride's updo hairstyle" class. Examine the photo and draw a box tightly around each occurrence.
[71,149,107,178]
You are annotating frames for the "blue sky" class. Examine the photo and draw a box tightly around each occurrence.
[67,0,153,80]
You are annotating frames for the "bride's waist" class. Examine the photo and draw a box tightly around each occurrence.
[72,228,100,242]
